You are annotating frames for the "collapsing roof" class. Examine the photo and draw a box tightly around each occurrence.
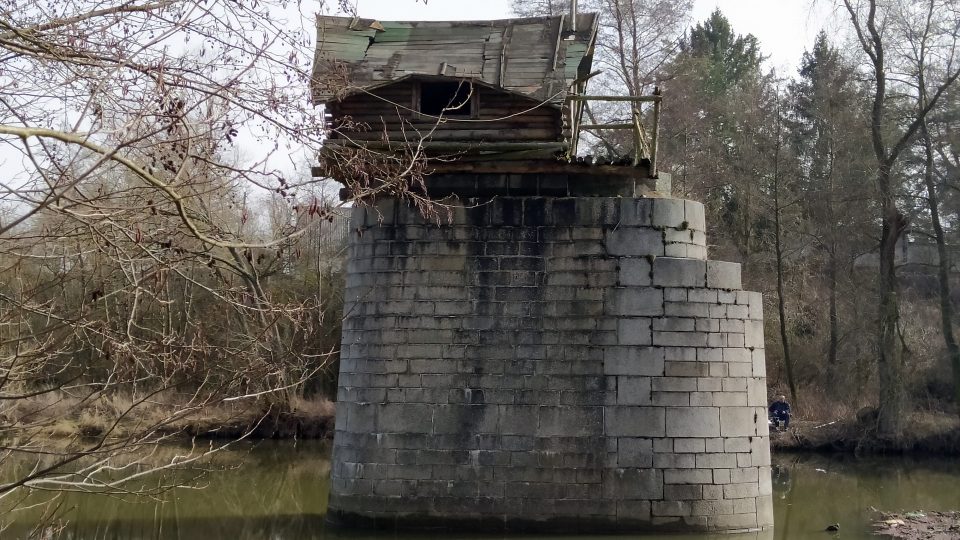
[310,14,599,107]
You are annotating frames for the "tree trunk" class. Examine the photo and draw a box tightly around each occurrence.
[842,0,908,439]
[775,203,798,406]
[876,165,906,438]
[921,125,960,417]
[827,247,840,385]
[771,110,798,406]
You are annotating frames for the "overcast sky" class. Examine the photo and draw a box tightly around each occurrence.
[343,0,846,75]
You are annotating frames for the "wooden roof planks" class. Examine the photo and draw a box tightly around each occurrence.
[310,14,599,107]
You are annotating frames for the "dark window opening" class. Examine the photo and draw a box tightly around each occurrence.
[420,81,473,117]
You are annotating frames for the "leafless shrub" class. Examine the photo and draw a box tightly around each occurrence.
[0,0,430,525]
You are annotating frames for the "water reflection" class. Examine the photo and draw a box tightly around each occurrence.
[3,442,331,540]
[771,453,960,539]
[4,443,960,540]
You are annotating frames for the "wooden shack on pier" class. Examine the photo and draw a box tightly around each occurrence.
[310,14,600,161]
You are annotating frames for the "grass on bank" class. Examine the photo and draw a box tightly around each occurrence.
[3,390,336,443]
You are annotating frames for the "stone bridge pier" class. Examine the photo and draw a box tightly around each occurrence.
[328,191,773,533]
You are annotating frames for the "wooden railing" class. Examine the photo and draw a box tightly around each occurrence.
[566,89,662,175]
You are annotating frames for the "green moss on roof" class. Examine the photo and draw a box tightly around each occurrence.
[311,14,598,106]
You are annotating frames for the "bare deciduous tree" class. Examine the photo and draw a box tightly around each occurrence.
[898,0,960,418]
[0,0,429,520]
[510,0,692,155]
[838,0,960,437]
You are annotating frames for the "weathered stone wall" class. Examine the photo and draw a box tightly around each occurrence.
[330,196,773,533]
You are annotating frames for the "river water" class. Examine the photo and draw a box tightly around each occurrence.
[3,442,959,539]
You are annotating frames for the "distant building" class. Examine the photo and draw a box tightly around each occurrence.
[854,236,960,275]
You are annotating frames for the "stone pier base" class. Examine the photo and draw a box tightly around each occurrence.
[329,196,773,533]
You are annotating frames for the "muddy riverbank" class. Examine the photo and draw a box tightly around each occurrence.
[770,412,960,455]
[872,511,960,539]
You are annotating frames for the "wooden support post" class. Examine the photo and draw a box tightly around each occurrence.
[632,108,643,166]
[581,123,636,130]
[563,92,663,176]
[568,95,662,103]
[651,90,661,177]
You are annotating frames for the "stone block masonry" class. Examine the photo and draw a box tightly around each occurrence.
[329,195,773,533]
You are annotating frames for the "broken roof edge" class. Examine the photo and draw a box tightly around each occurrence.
[311,73,568,109]
[574,15,600,83]
[310,12,600,106]
[314,13,597,29]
